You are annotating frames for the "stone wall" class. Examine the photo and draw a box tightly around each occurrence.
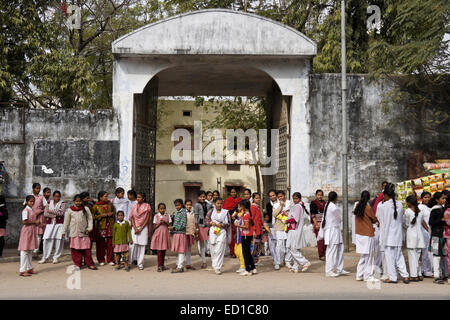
[0,108,120,247]
[308,73,450,199]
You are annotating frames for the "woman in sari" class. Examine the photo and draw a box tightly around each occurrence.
[223,188,242,258]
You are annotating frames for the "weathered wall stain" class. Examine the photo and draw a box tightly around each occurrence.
[0,108,119,246]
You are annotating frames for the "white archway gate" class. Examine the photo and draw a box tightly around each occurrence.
[112,9,317,207]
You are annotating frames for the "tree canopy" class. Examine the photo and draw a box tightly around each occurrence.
[0,0,448,120]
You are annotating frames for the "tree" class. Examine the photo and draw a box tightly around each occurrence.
[368,0,450,133]
[195,96,267,195]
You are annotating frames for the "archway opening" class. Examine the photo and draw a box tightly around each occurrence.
[132,62,292,212]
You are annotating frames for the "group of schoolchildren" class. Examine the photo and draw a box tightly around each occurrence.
[9,181,450,284]
[351,182,450,285]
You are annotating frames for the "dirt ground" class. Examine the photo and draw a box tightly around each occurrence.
[0,247,449,300]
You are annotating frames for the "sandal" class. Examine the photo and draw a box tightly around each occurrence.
[403,277,410,284]
[88,266,98,270]
[186,265,196,270]
[382,279,398,284]
[201,263,207,269]
[418,276,424,281]
[26,269,37,275]
[157,267,162,272]
[19,272,31,277]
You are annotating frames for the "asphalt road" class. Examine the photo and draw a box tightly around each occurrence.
[0,247,448,300]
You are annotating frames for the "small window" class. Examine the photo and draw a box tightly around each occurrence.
[183,110,192,117]
[227,164,241,171]
[186,164,200,171]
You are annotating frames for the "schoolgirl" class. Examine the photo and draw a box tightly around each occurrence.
[129,192,151,270]
[112,187,130,222]
[404,195,426,281]
[428,191,448,284]
[353,191,378,282]
[419,191,433,277]
[286,192,311,273]
[40,191,65,264]
[151,203,171,272]
[250,192,263,264]
[31,183,45,255]
[208,197,229,275]
[238,199,256,276]
[18,195,39,276]
[194,191,211,268]
[265,189,278,262]
[272,190,291,270]
[184,199,197,270]
[62,194,97,270]
[170,199,188,273]
[379,186,409,284]
[319,191,349,277]
[113,210,133,271]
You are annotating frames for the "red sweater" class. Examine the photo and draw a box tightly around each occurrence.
[251,204,263,236]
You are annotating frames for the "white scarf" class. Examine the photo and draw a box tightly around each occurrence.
[270,199,279,207]
[43,197,50,207]
[49,199,63,212]
[211,207,229,225]
[117,220,126,226]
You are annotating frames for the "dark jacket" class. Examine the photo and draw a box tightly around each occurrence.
[429,206,445,238]
[0,204,8,229]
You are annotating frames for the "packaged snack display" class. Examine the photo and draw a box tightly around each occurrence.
[413,178,422,187]
[437,181,445,191]
[430,183,438,193]
[415,188,424,198]
[430,174,442,183]
[397,182,405,191]
[421,176,430,186]
[405,180,412,189]
[398,191,407,201]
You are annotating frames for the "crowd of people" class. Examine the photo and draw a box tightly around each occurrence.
[1,181,449,285]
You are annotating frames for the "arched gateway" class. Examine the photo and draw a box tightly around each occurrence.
[112,9,316,209]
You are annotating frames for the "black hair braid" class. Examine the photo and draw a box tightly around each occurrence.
[384,185,398,220]
[322,191,338,228]
[406,195,420,225]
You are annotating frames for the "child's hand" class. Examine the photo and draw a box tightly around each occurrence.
[168,226,174,231]
[130,241,133,245]
[35,221,40,226]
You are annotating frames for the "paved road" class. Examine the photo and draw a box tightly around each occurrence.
[0,248,448,300]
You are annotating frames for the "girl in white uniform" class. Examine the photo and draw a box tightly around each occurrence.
[272,190,291,269]
[418,191,433,277]
[40,191,65,264]
[318,191,349,277]
[353,191,379,282]
[379,186,410,284]
[208,198,229,275]
[404,195,426,281]
[286,192,311,273]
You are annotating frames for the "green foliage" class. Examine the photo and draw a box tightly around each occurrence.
[368,0,450,132]
[1,0,448,118]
